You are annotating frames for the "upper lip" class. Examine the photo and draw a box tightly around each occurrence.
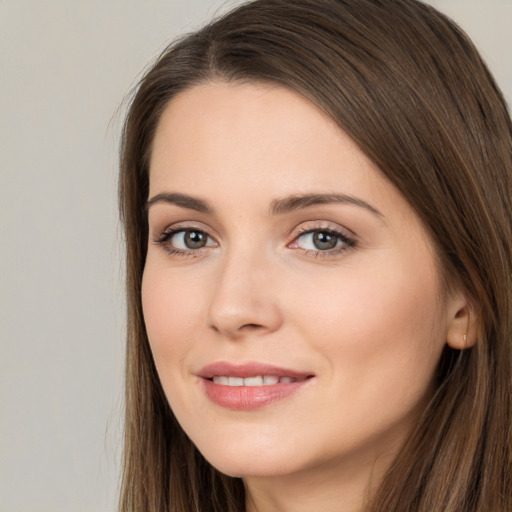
[198,361,313,379]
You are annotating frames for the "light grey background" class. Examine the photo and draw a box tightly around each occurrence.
[1,1,510,511]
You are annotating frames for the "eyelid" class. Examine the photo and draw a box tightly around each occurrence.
[151,219,219,241]
[287,222,357,256]
[151,220,357,258]
[152,223,218,257]
[290,220,356,240]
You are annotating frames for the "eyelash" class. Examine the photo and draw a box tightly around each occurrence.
[153,224,357,259]
[291,226,356,258]
[153,226,214,258]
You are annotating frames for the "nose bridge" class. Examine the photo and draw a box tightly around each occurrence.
[207,238,282,337]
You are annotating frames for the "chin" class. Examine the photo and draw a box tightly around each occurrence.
[206,455,299,479]
[192,432,302,478]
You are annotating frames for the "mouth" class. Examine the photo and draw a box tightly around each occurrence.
[209,375,308,386]
[198,362,314,410]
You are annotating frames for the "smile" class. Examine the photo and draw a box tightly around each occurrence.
[210,375,305,386]
[199,362,314,410]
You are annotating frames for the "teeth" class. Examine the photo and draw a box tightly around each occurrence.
[213,376,229,385]
[211,375,300,386]
[244,376,263,386]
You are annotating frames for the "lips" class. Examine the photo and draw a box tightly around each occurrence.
[211,375,302,386]
[198,362,314,410]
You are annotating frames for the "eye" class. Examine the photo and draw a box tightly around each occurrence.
[154,227,216,255]
[298,231,340,250]
[290,227,356,255]
[172,230,211,249]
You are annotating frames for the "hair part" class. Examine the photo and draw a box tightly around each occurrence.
[119,1,512,510]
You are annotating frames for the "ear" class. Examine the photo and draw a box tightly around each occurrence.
[445,292,478,350]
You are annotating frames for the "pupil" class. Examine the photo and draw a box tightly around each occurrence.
[313,231,337,250]
[185,231,206,249]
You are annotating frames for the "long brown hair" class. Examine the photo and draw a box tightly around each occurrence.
[118,1,512,510]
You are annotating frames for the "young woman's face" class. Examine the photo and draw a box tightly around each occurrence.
[143,82,459,487]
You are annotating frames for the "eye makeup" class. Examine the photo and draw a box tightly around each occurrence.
[152,220,357,260]
[153,225,217,258]
[289,225,356,259]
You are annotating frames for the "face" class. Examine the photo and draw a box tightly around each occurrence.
[142,82,455,486]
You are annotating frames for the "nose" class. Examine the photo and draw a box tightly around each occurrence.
[207,249,283,339]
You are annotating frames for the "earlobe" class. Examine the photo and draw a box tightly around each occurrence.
[445,297,478,350]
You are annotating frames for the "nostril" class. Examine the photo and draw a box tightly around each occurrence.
[241,323,264,331]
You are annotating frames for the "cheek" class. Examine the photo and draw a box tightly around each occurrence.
[141,264,202,365]
[288,254,445,396]
[295,258,440,332]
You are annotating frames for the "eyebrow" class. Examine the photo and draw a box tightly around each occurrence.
[145,192,213,213]
[270,193,383,217]
[145,191,382,218]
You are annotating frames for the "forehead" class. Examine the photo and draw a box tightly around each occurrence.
[149,81,388,200]
[152,81,349,148]
[150,81,346,173]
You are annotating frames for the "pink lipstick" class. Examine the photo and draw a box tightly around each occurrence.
[198,362,314,410]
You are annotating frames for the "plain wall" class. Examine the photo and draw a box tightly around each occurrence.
[1,1,510,511]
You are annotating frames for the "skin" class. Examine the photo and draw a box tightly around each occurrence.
[142,82,470,512]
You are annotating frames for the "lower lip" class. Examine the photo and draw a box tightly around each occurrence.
[202,379,310,410]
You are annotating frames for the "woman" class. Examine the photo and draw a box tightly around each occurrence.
[118,0,512,510]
